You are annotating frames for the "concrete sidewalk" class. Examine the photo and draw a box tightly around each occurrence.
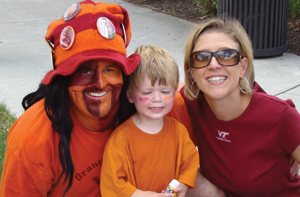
[0,0,300,117]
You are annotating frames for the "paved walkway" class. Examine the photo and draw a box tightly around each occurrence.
[1,0,300,117]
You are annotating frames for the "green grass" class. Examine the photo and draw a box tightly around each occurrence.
[0,103,17,179]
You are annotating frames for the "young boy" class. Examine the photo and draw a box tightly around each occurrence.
[100,46,199,197]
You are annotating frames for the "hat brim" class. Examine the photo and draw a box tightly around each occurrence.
[42,49,140,85]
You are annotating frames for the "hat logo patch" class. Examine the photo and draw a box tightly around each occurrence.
[63,3,81,21]
[97,17,116,40]
[60,26,75,50]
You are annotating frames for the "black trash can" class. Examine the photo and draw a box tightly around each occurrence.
[218,0,288,57]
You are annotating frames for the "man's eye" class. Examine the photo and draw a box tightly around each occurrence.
[82,70,94,75]
[103,68,115,73]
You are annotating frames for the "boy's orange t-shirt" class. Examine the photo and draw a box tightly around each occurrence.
[100,115,199,197]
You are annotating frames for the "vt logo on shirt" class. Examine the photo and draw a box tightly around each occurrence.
[216,130,231,143]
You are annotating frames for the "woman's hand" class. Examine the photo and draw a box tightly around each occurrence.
[291,147,300,177]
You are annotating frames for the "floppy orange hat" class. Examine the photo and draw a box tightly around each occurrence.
[42,0,140,85]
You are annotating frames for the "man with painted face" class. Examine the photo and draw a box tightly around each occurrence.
[0,1,195,196]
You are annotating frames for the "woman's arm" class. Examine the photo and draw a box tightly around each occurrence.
[186,168,226,197]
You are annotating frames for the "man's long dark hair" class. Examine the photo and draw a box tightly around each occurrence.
[22,73,134,196]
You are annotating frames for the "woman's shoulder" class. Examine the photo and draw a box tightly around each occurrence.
[251,92,299,122]
[253,91,295,110]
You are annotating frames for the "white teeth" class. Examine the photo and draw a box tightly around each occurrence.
[150,107,163,109]
[207,76,226,82]
[89,92,107,97]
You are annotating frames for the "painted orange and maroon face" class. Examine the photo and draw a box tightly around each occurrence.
[67,60,123,120]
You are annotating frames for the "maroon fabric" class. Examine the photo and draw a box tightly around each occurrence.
[180,86,300,196]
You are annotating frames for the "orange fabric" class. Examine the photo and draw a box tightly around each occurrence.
[54,29,126,65]
[42,0,139,85]
[100,116,199,197]
[0,94,194,196]
[46,2,128,39]
[0,99,112,197]
[167,91,197,145]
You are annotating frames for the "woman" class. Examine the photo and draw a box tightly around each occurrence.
[180,18,300,196]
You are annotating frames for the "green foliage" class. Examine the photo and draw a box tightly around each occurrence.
[0,103,16,179]
[289,0,300,18]
[196,0,218,17]
[195,0,299,19]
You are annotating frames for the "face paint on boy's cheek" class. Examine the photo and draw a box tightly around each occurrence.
[139,97,150,102]
[164,95,173,101]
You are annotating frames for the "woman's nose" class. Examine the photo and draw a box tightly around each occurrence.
[207,56,222,69]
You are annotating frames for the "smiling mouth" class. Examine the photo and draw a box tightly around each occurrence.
[149,107,164,110]
[207,76,227,82]
[88,92,108,97]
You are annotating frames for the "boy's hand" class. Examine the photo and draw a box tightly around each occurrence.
[131,189,175,197]
[174,183,188,197]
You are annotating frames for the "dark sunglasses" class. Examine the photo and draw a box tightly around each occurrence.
[190,48,241,68]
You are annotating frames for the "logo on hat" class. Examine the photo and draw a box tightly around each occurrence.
[63,3,81,21]
[97,17,116,40]
[60,26,75,50]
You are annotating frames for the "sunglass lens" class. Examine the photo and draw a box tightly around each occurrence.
[216,49,238,66]
[194,51,211,68]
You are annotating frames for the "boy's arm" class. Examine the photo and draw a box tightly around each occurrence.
[100,134,137,197]
[176,124,199,189]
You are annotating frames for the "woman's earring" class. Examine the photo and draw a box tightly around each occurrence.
[239,76,250,94]
[191,80,199,97]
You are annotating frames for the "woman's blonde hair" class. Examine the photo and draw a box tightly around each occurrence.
[184,18,255,100]
[128,45,179,92]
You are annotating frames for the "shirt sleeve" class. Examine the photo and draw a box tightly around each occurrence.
[277,106,300,154]
[0,147,51,197]
[176,123,199,189]
[100,129,137,197]
[167,91,197,146]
